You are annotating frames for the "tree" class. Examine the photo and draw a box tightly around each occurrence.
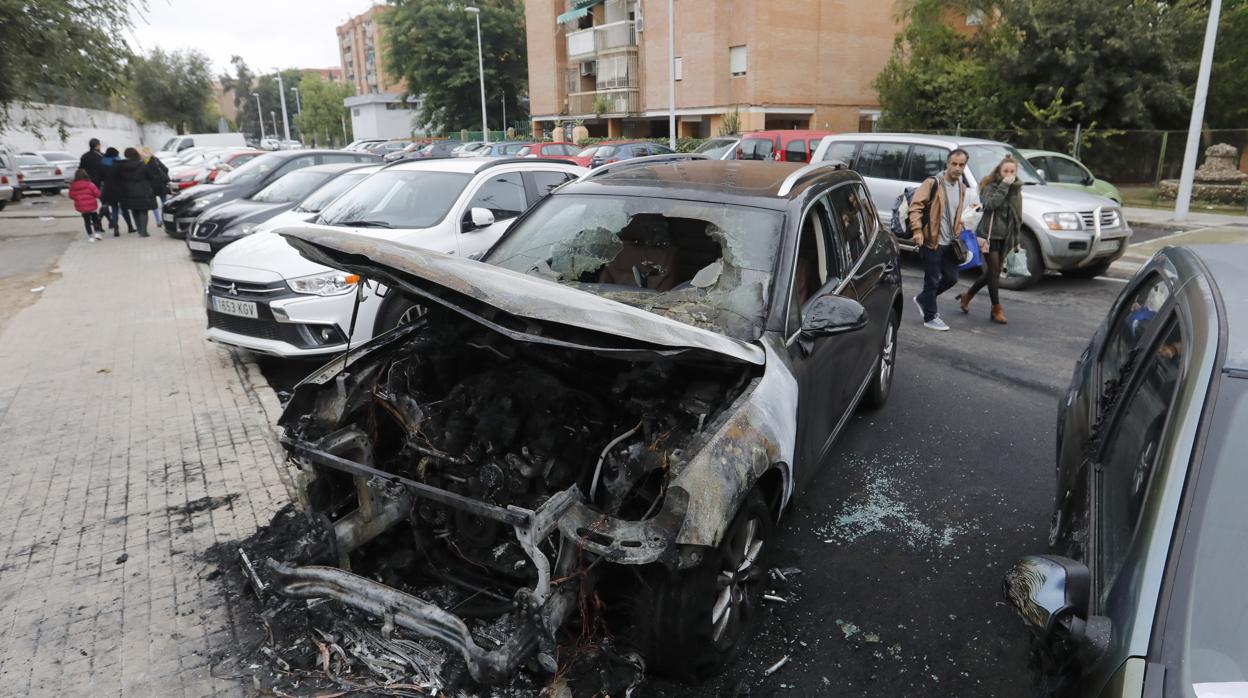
[130,48,216,134]
[0,0,135,131]
[293,73,354,147]
[219,56,257,135]
[224,58,306,142]
[1206,0,1248,129]
[383,0,528,131]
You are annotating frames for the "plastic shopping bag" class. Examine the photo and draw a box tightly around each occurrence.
[958,229,983,270]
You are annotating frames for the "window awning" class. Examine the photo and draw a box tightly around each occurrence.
[556,0,604,25]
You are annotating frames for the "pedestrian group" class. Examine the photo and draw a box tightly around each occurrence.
[72,137,169,242]
[908,148,1025,329]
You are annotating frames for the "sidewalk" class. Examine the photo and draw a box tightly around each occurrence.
[0,229,293,696]
[1123,204,1248,230]
[1109,206,1248,278]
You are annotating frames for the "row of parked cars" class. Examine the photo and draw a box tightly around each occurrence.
[0,145,81,208]
[162,131,1247,696]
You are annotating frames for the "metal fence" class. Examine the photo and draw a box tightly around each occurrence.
[901,128,1248,185]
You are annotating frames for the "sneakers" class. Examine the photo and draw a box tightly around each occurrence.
[91,233,102,241]
[923,316,951,331]
[88,236,98,243]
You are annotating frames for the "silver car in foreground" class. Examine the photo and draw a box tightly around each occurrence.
[812,133,1132,289]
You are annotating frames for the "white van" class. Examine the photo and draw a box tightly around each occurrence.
[157,133,247,159]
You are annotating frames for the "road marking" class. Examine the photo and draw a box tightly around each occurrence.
[1128,225,1224,248]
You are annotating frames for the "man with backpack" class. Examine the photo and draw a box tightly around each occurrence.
[908,149,970,331]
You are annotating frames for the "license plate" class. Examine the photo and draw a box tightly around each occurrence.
[188,240,211,252]
[212,296,258,318]
[1094,239,1120,254]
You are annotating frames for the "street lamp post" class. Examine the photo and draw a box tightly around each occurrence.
[274,71,292,143]
[1175,0,1223,221]
[291,86,302,143]
[271,111,278,142]
[253,92,265,141]
[668,0,676,151]
[465,7,488,143]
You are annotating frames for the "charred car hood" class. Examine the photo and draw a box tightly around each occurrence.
[280,226,765,366]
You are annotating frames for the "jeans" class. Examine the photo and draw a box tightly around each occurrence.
[917,245,961,321]
[108,204,133,231]
[154,193,166,225]
[80,212,100,237]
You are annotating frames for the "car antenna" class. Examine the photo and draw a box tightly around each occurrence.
[343,279,364,367]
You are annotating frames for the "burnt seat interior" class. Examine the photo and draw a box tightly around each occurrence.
[592,214,722,291]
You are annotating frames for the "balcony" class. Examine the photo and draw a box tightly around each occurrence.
[566,20,637,61]
[567,88,640,116]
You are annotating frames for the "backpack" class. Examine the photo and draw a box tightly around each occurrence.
[889,178,938,241]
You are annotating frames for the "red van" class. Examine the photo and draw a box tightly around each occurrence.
[735,130,836,163]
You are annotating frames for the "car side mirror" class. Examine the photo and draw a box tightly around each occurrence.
[797,295,866,354]
[463,207,495,231]
[1004,555,1111,664]
[1036,168,1048,184]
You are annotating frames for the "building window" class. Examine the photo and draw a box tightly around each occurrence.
[729,45,747,77]
[352,108,361,116]
[674,57,683,81]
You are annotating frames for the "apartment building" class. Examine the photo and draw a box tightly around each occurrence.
[337,5,402,96]
[525,0,901,139]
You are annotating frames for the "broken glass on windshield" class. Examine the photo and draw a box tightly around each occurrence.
[486,194,783,340]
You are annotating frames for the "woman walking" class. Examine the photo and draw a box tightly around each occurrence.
[958,155,1023,324]
[115,147,157,237]
[140,147,170,226]
[100,147,135,235]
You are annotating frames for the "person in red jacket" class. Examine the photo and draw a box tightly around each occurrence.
[69,168,103,242]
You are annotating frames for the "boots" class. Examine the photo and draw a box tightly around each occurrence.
[991,304,1008,324]
[957,290,975,314]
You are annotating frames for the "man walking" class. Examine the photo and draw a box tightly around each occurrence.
[78,138,106,233]
[908,149,969,331]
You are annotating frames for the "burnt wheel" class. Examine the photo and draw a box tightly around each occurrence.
[636,490,772,681]
[860,308,899,409]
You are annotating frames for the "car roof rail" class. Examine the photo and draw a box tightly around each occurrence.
[472,157,579,173]
[577,152,710,181]
[775,159,849,197]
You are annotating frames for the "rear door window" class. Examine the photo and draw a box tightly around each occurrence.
[826,184,870,263]
[738,138,775,161]
[1050,155,1092,185]
[528,171,576,199]
[856,142,909,180]
[1100,274,1172,396]
[905,145,949,182]
[785,139,809,163]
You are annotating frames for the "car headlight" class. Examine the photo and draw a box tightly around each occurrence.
[191,193,224,209]
[288,271,360,296]
[1043,212,1082,231]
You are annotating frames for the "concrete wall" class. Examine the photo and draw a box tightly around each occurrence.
[1,103,177,154]
[346,94,423,140]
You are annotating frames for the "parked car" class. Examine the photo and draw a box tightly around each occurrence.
[168,149,261,193]
[1021,149,1123,205]
[344,138,386,151]
[409,140,464,160]
[280,140,303,150]
[0,146,18,210]
[571,140,675,168]
[1003,244,1248,698]
[737,130,835,163]
[370,140,412,158]
[517,142,581,159]
[811,133,1133,288]
[33,151,78,183]
[452,141,487,156]
[475,141,533,158]
[694,136,742,160]
[264,155,902,685]
[260,138,282,151]
[161,149,379,238]
[156,132,247,160]
[14,153,64,196]
[245,165,384,237]
[205,156,586,358]
[185,163,374,259]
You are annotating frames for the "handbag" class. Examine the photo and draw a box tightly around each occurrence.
[958,228,983,270]
[1006,246,1031,278]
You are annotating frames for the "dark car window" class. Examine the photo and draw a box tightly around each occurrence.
[466,172,526,220]
[737,138,775,161]
[322,153,366,165]
[826,184,870,262]
[651,143,675,155]
[559,145,580,156]
[785,140,809,163]
[250,171,333,203]
[1050,155,1092,185]
[1100,274,1172,396]
[905,145,949,182]
[1094,319,1182,609]
[856,142,909,180]
[788,203,835,333]
[273,155,317,179]
[530,171,576,198]
[821,141,860,167]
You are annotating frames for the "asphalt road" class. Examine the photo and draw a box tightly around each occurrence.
[254,256,1125,697]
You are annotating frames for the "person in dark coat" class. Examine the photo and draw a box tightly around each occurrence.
[140,147,170,226]
[78,138,106,232]
[115,147,157,237]
[100,147,135,236]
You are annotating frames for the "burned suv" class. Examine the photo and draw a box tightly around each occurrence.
[270,155,904,685]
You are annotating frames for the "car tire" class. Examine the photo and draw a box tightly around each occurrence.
[860,308,899,410]
[376,292,427,334]
[634,490,772,681]
[998,229,1043,291]
[0,200,6,212]
[1060,260,1112,279]
[47,188,61,197]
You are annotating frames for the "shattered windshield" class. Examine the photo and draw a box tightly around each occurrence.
[484,194,783,340]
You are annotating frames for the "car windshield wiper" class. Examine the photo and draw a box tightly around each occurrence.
[333,219,393,229]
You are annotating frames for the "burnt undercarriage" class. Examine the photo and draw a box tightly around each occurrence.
[271,306,754,685]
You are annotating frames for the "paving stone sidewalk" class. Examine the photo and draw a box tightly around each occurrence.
[0,229,294,697]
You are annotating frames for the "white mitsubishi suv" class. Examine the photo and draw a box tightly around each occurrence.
[205,157,586,358]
